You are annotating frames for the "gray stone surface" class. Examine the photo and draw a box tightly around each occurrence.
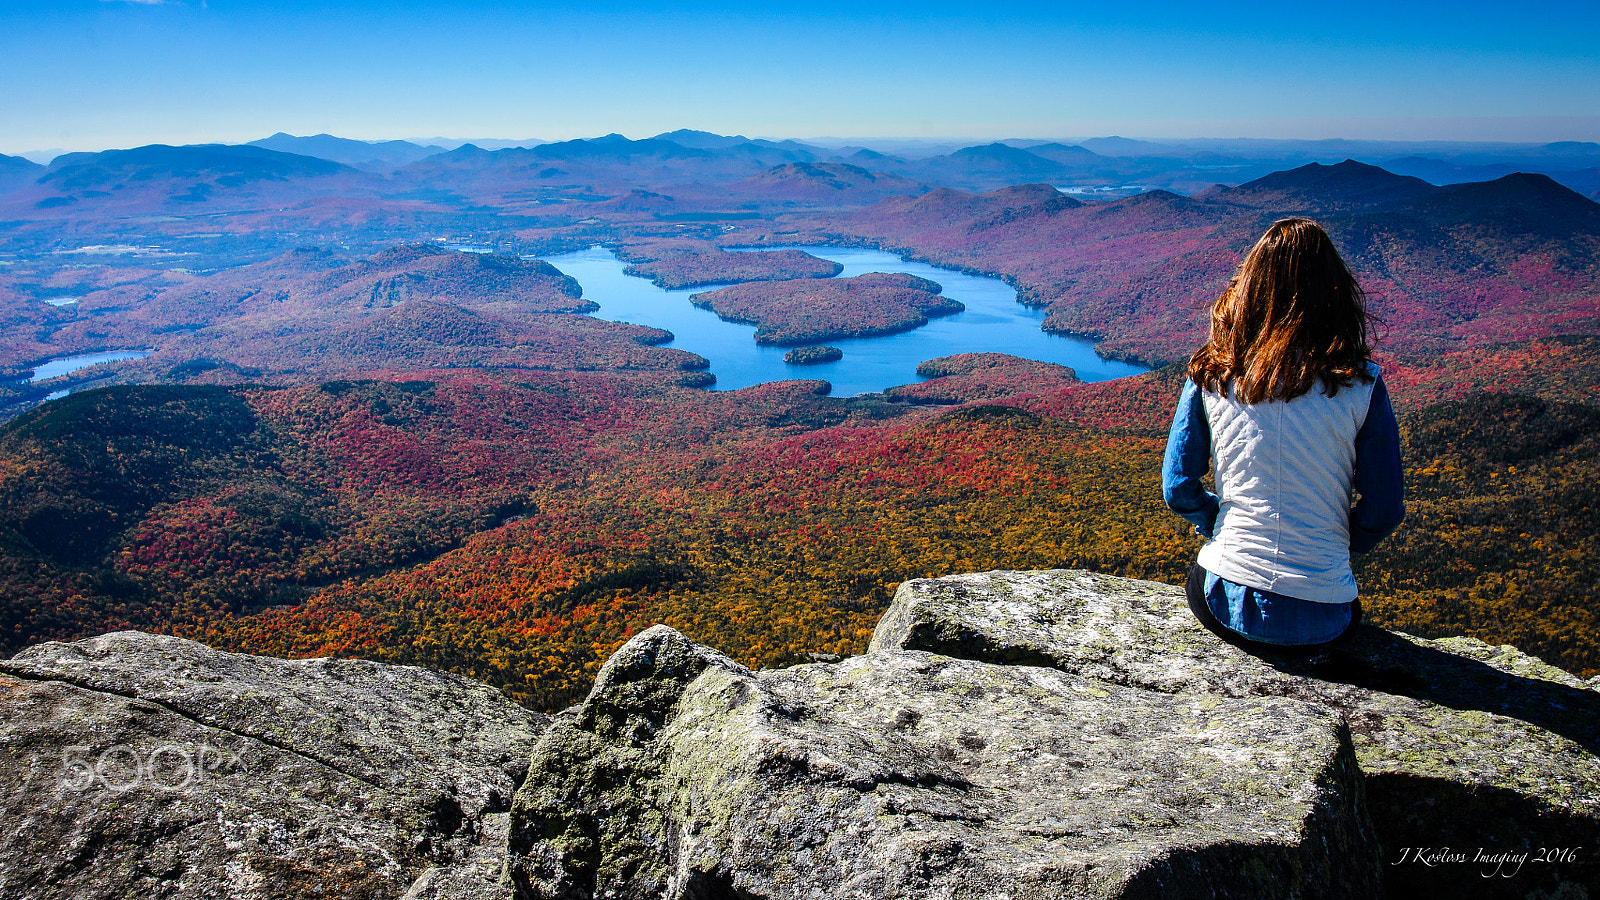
[505,624,1383,899]
[7,571,1597,899]
[402,814,516,900]
[871,569,1600,899]
[0,631,547,900]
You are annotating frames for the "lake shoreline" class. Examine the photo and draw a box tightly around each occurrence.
[26,350,153,383]
[548,245,1147,396]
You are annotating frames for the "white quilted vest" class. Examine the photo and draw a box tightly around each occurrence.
[1195,367,1378,603]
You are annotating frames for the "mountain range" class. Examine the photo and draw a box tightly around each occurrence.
[0,129,1596,720]
[754,160,1600,364]
[6,130,1598,207]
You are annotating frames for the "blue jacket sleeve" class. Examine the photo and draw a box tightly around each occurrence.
[1162,379,1220,539]
[1350,375,1405,553]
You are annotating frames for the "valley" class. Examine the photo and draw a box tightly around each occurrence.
[0,132,1597,710]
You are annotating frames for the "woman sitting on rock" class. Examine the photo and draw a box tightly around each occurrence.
[1162,217,1404,649]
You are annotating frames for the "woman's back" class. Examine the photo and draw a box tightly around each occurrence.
[1197,364,1379,603]
[1163,217,1403,648]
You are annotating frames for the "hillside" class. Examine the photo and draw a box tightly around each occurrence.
[10,144,368,216]
[3,243,707,403]
[715,162,929,206]
[3,337,1598,713]
[1200,159,1439,212]
[0,153,42,192]
[751,160,1600,363]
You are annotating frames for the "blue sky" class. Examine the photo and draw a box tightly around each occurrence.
[3,0,1598,155]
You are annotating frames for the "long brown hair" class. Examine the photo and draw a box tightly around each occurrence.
[1188,217,1374,403]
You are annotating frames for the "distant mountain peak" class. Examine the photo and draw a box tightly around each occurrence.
[0,153,42,173]
[951,143,1050,161]
[1395,170,1600,230]
[1217,159,1437,213]
[754,161,874,181]
[978,183,1065,204]
[246,133,444,170]
[1493,170,1577,192]
[531,134,709,161]
[34,143,354,198]
[931,145,1064,182]
[1541,141,1600,155]
[652,129,750,150]
[1078,136,1163,157]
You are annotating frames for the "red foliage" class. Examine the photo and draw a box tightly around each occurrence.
[885,353,1081,406]
[623,248,842,289]
[691,273,962,345]
[748,168,1600,366]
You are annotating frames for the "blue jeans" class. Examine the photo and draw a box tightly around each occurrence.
[1185,564,1357,648]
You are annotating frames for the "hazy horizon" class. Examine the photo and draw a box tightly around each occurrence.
[11,124,1600,165]
[5,0,1596,157]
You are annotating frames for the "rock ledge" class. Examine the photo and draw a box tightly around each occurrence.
[3,571,1596,899]
[506,569,1600,898]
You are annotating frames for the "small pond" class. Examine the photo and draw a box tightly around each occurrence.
[28,351,151,383]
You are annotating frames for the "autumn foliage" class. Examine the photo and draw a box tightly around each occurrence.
[2,160,1598,712]
[4,337,1599,710]
[690,272,963,345]
[622,248,842,290]
[745,163,1600,366]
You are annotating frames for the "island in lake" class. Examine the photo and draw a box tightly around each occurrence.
[784,346,843,365]
[622,246,842,290]
[690,272,963,345]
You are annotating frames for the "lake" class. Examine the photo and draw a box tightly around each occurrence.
[542,246,1147,396]
[28,351,151,383]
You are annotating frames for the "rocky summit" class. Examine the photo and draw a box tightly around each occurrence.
[3,571,1598,899]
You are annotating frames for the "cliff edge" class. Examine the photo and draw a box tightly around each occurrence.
[507,569,1599,899]
[2,570,1596,899]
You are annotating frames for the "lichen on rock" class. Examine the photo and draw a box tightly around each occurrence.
[4,570,1597,899]
[505,623,1383,898]
[871,569,1600,899]
[0,631,548,900]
